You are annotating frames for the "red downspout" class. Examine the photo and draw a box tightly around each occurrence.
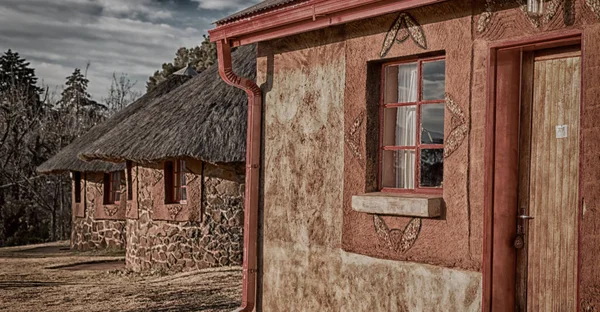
[216,40,261,312]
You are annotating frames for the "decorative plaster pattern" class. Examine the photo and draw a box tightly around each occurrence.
[152,170,163,186]
[373,215,422,253]
[479,0,576,33]
[104,205,119,217]
[477,0,494,33]
[587,0,600,18]
[380,12,427,58]
[444,93,469,158]
[168,205,183,220]
[345,111,365,161]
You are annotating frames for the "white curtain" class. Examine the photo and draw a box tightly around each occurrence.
[395,65,417,189]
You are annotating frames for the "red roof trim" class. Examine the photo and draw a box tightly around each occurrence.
[209,0,447,46]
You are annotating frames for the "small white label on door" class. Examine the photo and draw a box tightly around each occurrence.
[556,125,568,138]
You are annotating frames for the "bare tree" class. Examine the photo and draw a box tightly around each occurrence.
[104,72,141,112]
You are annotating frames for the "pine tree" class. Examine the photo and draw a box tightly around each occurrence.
[146,35,217,91]
[0,49,43,115]
[58,68,106,137]
[59,68,91,113]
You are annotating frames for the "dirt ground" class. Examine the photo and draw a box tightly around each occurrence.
[0,241,241,312]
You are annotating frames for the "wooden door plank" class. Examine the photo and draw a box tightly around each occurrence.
[527,54,580,311]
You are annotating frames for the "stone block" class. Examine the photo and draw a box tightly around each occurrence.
[174,250,183,260]
[167,227,179,237]
[205,253,217,265]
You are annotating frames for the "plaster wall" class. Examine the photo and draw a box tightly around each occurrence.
[71,172,126,251]
[125,160,244,272]
[256,22,481,310]
[256,0,600,309]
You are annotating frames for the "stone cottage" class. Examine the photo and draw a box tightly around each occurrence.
[209,0,600,310]
[38,75,191,251]
[79,46,255,272]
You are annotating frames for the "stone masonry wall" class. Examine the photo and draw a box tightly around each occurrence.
[71,172,126,251]
[125,161,244,272]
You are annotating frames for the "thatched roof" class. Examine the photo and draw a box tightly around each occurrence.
[37,75,191,174]
[216,0,302,25]
[79,44,255,165]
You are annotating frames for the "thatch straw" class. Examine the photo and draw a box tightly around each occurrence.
[79,45,255,165]
[37,75,191,174]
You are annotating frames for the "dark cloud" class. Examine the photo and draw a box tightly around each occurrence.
[0,0,260,101]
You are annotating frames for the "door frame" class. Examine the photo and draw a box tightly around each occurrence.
[482,29,584,311]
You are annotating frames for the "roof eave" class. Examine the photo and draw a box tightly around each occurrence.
[209,0,448,46]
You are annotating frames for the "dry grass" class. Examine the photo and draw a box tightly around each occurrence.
[0,241,241,312]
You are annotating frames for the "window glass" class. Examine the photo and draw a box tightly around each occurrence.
[127,161,133,201]
[380,56,445,192]
[383,106,416,147]
[382,150,415,189]
[180,160,187,202]
[385,62,418,103]
[422,60,445,101]
[112,171,121,203]
[420,149,444,187]
[74,172,81,203]
[421,104,445,144]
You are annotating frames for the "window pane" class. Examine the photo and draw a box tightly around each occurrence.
[421,104,445,144]
[383,106,416,146]
[422,60,445,101]
[384,63,418,103]
[382,149,415,189]
[181,187,187,201]
[420,149,444,187]
[180,161,187,186]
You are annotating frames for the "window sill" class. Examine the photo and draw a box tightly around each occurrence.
[351,192,442,218]
[164,202,187,206]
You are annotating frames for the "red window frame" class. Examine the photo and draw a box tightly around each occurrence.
[104,171,122,204]
[164,160,187,204]
[378,55,445,194]
[74,171,82,204]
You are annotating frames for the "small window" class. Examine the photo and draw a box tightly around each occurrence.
[126,161,133,201]
[165,160,187,204]
[380,56,445,192]
[104,171,122,204]
[74,171,82,204]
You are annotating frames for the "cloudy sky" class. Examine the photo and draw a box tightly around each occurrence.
[0,0,260,101]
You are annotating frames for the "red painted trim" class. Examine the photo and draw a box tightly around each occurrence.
[576,31,585,312]
[216,40,262,312]
[482,46,497,312]
[378,56,445,194]
[483,32,583,311]
[489,29,582,49]
[209,0,448,46]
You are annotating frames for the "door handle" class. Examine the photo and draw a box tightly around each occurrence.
[519,215,534,220]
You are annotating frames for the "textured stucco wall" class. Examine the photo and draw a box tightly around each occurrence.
[256,22,482,310]
[342,0,479,271]
[256,0,600,310]
[125,161,244,272]
[86,171,127,220]
[71,172,126,251]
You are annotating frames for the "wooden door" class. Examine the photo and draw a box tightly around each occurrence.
[517,47,580,311]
